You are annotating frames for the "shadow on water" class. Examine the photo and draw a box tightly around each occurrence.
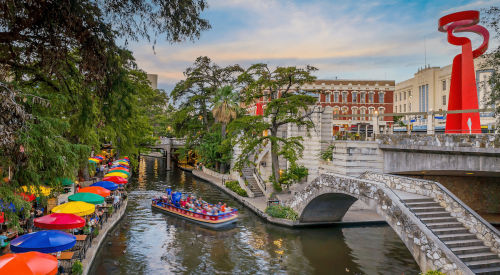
[90,156,420,275]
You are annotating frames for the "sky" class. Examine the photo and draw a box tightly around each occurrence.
[125,0,500,95]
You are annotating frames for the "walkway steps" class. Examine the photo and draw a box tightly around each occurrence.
[242,168,264,197]
[403,196,500,274]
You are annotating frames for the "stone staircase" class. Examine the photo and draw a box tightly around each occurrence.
[406,197,500,274]
[242,168,264,197]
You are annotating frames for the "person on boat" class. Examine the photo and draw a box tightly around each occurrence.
[220,204,226,213]
[180,199,187,208]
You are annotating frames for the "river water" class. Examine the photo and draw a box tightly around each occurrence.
[91,156,420,275]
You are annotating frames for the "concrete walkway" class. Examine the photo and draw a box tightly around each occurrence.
[82,199,128,275]
[191,169,385,226]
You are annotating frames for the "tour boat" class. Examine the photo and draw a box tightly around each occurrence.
[151,197,238,228]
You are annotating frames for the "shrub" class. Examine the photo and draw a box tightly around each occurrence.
[108,205,114,215]
[72,260,84,275]
[225,181,248,197]
[265,205,299,221]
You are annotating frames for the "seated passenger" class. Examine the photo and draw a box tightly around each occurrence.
[221,204,226,212]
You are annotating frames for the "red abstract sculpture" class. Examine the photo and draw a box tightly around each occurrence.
[438,10,489,134]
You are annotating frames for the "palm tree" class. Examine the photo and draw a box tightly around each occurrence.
[212,86,240,173]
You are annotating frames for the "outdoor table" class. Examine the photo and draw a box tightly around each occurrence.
[57,251,75,271]
[75,235,87,241]
[57,252,74,260]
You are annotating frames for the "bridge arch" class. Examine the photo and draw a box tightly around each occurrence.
[285,173,473,275]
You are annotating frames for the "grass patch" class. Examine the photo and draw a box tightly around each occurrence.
[265,205,299,221]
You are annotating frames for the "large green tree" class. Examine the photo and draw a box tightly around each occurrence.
[212,86,242,173]
[228,64,321,190]
[481,7,500,117]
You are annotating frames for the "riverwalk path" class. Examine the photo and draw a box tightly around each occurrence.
[191,169,385,227]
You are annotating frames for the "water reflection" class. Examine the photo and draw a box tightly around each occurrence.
[91,157,420,275]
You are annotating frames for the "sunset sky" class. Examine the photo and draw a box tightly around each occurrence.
[125,0,500,94]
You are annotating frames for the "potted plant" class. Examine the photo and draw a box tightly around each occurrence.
[244,180,249,186]
[108,205,114,217]
[92,228,99,238]
[72,260,84,275]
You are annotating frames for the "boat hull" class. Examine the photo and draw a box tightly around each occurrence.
[151,203,238,228]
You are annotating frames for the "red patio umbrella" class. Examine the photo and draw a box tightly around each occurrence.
[102,176,127,184]
[34,213,85,230]
[79,186,111,197]
[0,251,58,275]
[0,212,4,223]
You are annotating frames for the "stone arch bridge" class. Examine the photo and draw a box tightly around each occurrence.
[285,172,500,275]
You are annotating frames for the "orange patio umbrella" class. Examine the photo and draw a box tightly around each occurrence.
[0,251,58,275]
[78,186,110,197]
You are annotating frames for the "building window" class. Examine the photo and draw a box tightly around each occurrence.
[368,107,374,115]
[379,93,384,103]
[378,108,384,121]
[360,92,366,103]
[325,93,330,103]
[368,93,374,103]
[333,92,339,103]
[443,95,446,105]
[352,92,357,103]
[282,131,287,139]
[409,90,412,98]
[404,92,406,100]
[404,104,406,112]
[399,105,401,112]
[409,103,411,111]
[426,84,429,111]
[399,93,402,101]
[341,107,348,115]
[341,92,348,103]
[333,107,340,115]
[395,94,397,102]
[442,80,446,91]
[352,107,358,120]
[360,108,366,121]
[419,86,422,112]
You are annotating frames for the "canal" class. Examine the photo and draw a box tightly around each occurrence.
[91,156,420,275]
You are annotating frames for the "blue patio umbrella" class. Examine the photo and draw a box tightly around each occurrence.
[10,230,76,253]
[90,181,118,191]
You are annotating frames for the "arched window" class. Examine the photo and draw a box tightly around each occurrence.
[351,107,358,121]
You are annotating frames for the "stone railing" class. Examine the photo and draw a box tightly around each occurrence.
[202,166,232,180]
[377,134,500,148]
[361,172,500,255]
[256,143,271,164]
[158,138,186,146]
[285,172,472,274]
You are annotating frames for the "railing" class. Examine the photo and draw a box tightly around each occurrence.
[253,167,266,191]
[159,138,186,146]
[358,171,497,274]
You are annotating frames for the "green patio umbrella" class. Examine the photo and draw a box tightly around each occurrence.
[57,178,74,186]
[68,193,104,205]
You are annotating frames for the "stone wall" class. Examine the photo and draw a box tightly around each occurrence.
[202,166,232,180]
[409,175,500,214]
[361,172,500,259]
[377,133,500,148]
[318,141,383,177]
[285,172,473,274]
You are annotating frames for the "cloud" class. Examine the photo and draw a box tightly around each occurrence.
[128,0,500,94]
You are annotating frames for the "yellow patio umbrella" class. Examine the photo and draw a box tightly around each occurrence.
[21,186,51,197]
[51,201,95,216]
[105,172,128,179]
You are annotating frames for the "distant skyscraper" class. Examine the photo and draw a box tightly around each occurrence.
[147,74,158,89]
